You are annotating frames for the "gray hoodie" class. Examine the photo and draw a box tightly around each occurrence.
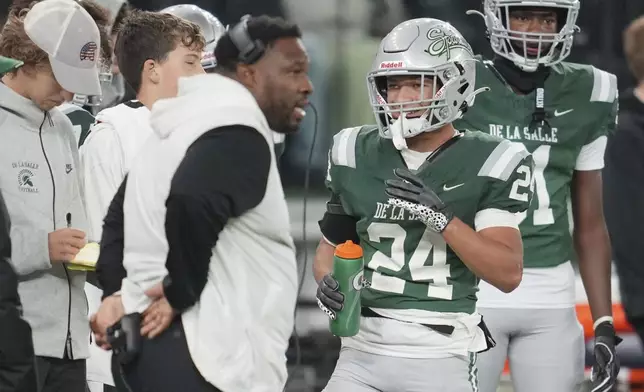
[0,82,90,359]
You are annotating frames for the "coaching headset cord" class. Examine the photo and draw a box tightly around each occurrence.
[283,102,319,391]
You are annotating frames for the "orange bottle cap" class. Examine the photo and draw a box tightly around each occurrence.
[335,240,363,259]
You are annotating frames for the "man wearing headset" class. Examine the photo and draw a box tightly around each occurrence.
[90,14,311,391]
[163,4,288,158]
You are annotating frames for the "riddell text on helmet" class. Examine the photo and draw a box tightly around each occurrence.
[379,61,405,69]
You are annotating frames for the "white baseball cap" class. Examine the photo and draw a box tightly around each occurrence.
[24,0,102,96]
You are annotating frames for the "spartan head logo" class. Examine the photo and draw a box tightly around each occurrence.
[18,169,34,187]
[425,27,472,60]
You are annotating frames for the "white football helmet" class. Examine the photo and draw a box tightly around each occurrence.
[367,18,486,150]
[469,0,580,72]
[161,4,226,71]
[71,58,113,107]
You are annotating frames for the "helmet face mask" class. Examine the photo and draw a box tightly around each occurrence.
[369,67,459,139]
[481,0,580,72]
[72,51,114,107]
[367,18,480,150]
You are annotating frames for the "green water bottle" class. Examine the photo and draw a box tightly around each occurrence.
[330,240,364,337]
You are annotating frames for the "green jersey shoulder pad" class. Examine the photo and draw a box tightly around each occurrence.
[330,125,378,168]
[552,62,618,104]
[462,131,530,181]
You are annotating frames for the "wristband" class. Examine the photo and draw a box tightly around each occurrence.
[593,316,614,330]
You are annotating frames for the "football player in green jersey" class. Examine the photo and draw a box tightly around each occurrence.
[455,1,621,391]
[314,18,535,392]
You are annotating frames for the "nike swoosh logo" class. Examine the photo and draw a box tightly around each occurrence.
[443,183,465,191]
[554,109,574,117]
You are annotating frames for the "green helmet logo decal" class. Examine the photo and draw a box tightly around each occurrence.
[425,27,472,60]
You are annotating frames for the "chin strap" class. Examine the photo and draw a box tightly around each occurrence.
[460,86,490,116]
[529,84,552,135]
[389,112,430,151]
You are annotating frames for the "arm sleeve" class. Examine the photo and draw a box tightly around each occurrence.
[317,148,360,246]
[7,225,50,276]
[95,176,127,299]
[318,192,360,246]
[477,153,535,231]
[162,125,271,311]
[80,122,126,241]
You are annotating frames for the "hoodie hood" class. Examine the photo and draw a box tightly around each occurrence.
[150,73,269,141]
[0,82,47,128]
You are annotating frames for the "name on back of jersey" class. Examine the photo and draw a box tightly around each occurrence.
[489,124,558,143]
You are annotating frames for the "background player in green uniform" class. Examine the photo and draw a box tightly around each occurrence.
[455,1,620,391]
[314,18,534,392]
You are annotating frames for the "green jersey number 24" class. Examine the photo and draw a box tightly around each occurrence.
[366,157,537,300]
[366,222,453,300]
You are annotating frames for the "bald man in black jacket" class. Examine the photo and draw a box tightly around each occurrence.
[0,190,37,392]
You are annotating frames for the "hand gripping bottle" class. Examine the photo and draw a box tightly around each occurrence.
[330,240,364,337]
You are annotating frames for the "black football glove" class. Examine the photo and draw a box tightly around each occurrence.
[316,274,344,320]
[384,168,454,233]
[591,321,623,392]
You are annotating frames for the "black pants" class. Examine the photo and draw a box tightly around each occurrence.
[119,318,220,392]
[35,355,86,392]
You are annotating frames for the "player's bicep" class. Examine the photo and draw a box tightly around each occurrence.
[478,225,523,256]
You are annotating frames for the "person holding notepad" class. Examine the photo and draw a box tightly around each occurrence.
[0,2,103,390]
[0,57,38,392]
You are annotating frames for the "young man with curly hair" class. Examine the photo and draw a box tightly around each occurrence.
[0,1,105,391]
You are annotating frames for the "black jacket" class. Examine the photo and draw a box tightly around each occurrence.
[604,88,644,321]
[0,190,37,392]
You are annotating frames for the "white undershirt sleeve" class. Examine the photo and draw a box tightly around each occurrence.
[575,136,607,171]
[474,208,520,231]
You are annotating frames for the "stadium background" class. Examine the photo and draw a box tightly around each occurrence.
[3,0,644,390]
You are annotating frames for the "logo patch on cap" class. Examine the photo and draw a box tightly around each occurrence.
[79,42,97,62]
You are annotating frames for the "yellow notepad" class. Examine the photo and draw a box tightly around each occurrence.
[67,242,100,271]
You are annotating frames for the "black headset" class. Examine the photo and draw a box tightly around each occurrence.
[228,14,266,65]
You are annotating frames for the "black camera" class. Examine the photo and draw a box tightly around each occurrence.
[107,312,142,365]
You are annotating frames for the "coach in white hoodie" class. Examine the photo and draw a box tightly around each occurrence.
[92,15,312,392]
[0,2,101,390]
